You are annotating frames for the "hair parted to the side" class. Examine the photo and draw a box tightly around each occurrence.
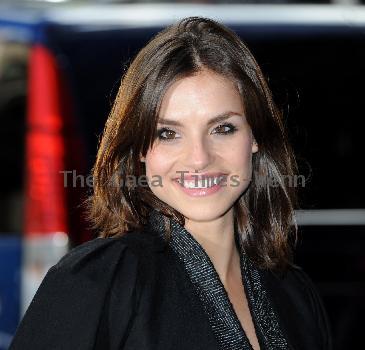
[86,16,300,271]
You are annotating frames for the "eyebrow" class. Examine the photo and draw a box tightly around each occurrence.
[157,111,244,127]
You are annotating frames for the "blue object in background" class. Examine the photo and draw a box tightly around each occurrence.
[0,236,21,350]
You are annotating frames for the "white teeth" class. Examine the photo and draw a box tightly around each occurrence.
[176,177,222,188]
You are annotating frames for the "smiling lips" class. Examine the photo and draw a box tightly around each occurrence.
[173,173,227,197]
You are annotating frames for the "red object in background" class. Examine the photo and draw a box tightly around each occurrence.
[24,45,68,236]
[24,44,91,244]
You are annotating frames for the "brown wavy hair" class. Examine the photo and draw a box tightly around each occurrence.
[87,16,300,271]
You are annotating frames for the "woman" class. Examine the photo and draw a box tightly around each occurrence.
[10,16,332,350]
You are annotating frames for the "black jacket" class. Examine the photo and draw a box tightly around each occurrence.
[9,227,332,350]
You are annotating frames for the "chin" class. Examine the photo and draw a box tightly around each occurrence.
[168,201,234,224]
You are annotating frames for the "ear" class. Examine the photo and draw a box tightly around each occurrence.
[139,153,146,163]
[252,139,259,153]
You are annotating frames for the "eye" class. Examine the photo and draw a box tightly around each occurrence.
[156,127,179,142]
[212,123,238,135]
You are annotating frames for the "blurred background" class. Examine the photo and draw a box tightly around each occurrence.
[0,0,364,349]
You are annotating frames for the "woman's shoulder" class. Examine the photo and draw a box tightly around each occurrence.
[263,264,333,349]
[51,228,167,274]
[9,228,167,350]
[42,228,169,300]
[264,263,325,309]
[263,263,328,322]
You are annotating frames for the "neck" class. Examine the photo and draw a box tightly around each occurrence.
[184,208,241,286]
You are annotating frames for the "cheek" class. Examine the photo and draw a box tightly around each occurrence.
[226,136,253,162]
[145,147,174,177]
[232,154,252,176]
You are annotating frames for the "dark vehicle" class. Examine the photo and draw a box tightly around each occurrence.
[0,3,364,349]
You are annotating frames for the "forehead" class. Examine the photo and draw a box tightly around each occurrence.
[158,70,244,120]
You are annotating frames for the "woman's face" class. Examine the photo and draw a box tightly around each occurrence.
[141,69,258,223]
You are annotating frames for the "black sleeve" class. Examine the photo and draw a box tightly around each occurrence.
[296,268,333,350]
[264,265,333,350]
[9,237,139,350]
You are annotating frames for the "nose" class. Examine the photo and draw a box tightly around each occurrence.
[183,136,213,171]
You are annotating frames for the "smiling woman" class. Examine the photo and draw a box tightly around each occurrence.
[9,16,332,350]
[141,69,258,227]
[90,18,298,272]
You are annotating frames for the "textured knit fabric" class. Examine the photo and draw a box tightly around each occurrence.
[148,209,289,350]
